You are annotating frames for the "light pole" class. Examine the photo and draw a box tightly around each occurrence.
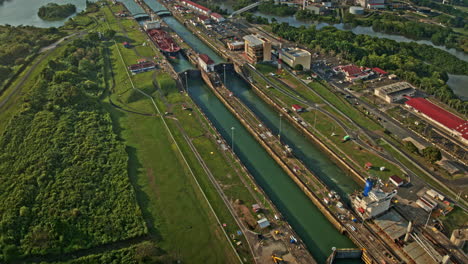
[231,127,235,153]
[425,208,433,228]
[223,64,226,84]
[185,71,188,94]
[314,105,318,128]
[278,113,282,140]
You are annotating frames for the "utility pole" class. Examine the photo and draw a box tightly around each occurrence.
[425,208,433,228]
[314,106,318,128]
[278,113,282,140]
[223,64,226,84]
[185,71,188,94]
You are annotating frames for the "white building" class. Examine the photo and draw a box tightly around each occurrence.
[280,47,312,70]
[143,20,161,30]
[374,82,415,103]
[198,54,215,72]
[352,189,397,219]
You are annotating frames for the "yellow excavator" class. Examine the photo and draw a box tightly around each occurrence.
[271,255,284,264]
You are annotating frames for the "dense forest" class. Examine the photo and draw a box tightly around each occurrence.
[0,36,147,262]
[352,13,466,51]
[233,0,255,11]
[38,3,76,21]
[296,9,467,51]
[271,22,468,113]
[258,1,296,16]
[0,25,63,91]
[50,242,170,264]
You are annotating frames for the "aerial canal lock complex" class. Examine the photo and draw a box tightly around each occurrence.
[0,0,467,263]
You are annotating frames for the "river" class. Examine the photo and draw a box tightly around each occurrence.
[0,0,91,27]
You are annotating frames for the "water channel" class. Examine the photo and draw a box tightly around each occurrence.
[0,0,91,27]
[141,1,363,262]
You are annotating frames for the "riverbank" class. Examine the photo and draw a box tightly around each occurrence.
[38,3,76,21]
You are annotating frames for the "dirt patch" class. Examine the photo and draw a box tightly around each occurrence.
[233,200,257,230]
[147,168,155,190]
[280,78,298,89]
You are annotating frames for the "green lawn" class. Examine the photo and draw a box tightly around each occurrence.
[307,81,382,131]
[440,206,468,236]
[247,67,404,180]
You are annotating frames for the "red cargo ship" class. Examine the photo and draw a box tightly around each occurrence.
[147,29,181,56]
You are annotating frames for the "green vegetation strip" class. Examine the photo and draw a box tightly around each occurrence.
[0,36,146,263]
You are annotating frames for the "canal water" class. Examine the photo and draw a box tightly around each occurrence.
[188,76,357,262]
[223,73,361,200]
[0,0,91,27]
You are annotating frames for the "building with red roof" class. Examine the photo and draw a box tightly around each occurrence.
[198,54,215,72]
[197,15,211,24]
[210,12,225,22]
[291,104,304,112]
[389,175,404,187]
[405,97,468,142]
[333,64,372,82]
[128,61,156,74]
[180,0,211,15]
[372,67,388,76]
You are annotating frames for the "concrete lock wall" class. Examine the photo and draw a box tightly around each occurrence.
[201,70,346,234]
[235,65,366,186]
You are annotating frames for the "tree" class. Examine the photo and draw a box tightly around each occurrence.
[87,32,100,42]
[404,141,419,154]
[0,65,12,84]
[103,29,116,39]
[422,146,442,163]
[3,244,19,262]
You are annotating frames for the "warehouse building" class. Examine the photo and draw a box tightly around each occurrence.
[180,0,211,15]
[280,48,312,70]
[128,61,156,74]
[405,97,468,144]
[374,82,415,103]
[243,35,272,63]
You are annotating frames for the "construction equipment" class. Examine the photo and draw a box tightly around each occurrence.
[272,254,284,264]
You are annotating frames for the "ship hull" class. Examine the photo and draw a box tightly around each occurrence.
[146,29,181,56]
